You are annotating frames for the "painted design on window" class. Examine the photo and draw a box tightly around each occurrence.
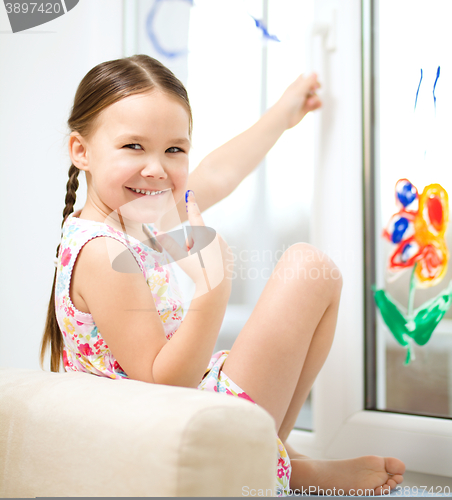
[372,178,451,364]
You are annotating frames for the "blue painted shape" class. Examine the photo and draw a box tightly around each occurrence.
[401,242,413,262]
[392,217,409,243]
[249,15,281,42]
[433,65,441,110]
[397,181,417,207]
[146,0,193,59]
[414,68,423,110]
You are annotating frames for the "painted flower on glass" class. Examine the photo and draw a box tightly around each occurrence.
[373,178,452,364]
[382,179,448,287]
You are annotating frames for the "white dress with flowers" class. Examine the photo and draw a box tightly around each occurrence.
[55,211,291,496]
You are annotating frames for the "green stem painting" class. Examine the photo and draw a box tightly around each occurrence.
[372,276,452,365]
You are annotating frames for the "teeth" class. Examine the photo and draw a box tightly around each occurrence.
[129,187,166,195]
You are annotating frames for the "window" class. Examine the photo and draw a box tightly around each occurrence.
[366,0,452,420]
[287,0,452,477]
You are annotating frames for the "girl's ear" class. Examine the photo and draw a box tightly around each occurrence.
[68,132,90,172]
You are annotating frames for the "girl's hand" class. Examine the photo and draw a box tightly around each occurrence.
[274,72,322,130]
[155,191,233,296]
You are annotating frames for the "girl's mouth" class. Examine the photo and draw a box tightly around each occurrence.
[126,187,170,197]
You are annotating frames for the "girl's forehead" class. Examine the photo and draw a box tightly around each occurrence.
[96,91,190,137]
[112,91,184,114]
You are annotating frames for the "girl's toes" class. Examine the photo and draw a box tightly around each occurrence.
[386,478,397,490]
[392,474,404,485]
[385,456,406,475]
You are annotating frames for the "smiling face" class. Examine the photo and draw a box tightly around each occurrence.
[69,89,191,230]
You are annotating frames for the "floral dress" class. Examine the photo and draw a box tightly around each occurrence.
[55,210,291,496]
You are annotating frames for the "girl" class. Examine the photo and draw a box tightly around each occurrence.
[41,54,405,496]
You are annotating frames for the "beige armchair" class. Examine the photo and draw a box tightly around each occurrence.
[0,368,278,497]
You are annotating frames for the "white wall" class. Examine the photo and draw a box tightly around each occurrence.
[0,0,124,370]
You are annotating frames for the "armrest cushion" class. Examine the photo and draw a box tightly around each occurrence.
[0,368,277,497]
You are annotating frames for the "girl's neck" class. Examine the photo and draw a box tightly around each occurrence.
[76,207,162,251]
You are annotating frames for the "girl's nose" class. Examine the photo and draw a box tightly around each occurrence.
[141,160,167,179]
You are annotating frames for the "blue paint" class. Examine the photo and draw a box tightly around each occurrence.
[392,217,409,243]
[397,181,417,207]
[433,65,440,110]
[146,0,193,59]
[401,242,413,262]
[414,68,422,110]
[249,15,280,42]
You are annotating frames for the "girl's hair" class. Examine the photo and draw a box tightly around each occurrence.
[40,54,193,372]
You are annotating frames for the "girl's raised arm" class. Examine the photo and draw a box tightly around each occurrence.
[173,73,322,225]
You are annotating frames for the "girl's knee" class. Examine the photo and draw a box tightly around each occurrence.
[281,243,343,296]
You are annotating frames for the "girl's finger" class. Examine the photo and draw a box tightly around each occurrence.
[185,190,205,227]
[185,233,194,252]
[154,230,186,261]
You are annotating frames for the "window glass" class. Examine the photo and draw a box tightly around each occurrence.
[373,0,452,418]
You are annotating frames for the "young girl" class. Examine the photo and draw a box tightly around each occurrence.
[41,54,405,496]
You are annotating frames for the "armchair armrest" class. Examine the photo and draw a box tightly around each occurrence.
[0,368,277,497]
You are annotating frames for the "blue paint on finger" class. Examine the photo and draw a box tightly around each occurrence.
[185,190,194,204]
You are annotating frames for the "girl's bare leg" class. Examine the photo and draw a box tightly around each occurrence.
[277,292,342,444]
[222,243,341,432]
[221,243,405,495]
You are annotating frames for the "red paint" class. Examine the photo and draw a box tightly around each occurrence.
[427,195,443,230]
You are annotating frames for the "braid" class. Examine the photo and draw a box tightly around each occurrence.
[56,163,80,262]
[41,163,81,372]
[62,163,80,227]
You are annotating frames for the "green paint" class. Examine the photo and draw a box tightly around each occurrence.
[371,287,410,347]
[405,264,418,363]
[410,283,452,345]
[406,263,418,332]
[372,278,452,365]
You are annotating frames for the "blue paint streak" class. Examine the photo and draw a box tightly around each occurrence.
[249,15,280,42]
[392,217,409,244]
[414,68,422,110]
[397,181,417,207]
[146,0,193,59]
[433,65,441,110]
[401,242,413,263]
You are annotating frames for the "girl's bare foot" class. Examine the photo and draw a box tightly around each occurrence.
[285,443,405,496]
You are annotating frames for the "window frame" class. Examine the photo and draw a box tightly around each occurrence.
[288,0,452,477]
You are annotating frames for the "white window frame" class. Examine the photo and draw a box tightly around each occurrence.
[287,0,452,477]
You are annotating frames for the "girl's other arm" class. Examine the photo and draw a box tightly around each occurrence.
[77,218,231,387]
[152,191,234,387]
[174,72,322,224]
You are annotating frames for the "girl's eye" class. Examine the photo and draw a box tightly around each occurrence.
[166,147,184,153]
[124,143,142,150]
